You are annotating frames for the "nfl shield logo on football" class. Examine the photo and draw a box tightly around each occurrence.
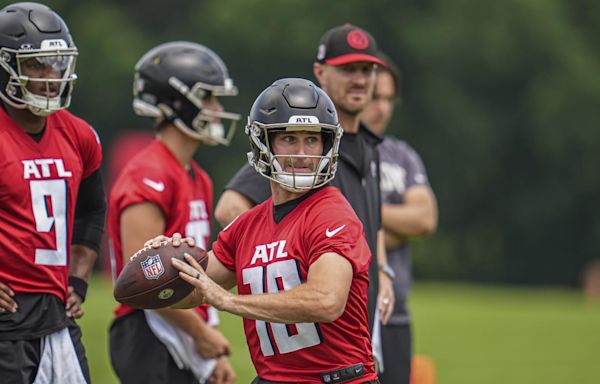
[141,254,165,280]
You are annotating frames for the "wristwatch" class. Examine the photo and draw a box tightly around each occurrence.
[378,263,396,280]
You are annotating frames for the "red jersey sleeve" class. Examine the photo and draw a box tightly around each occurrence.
[76,119,102,179]
[192,163,214,225]
[305,192,371,275]
[112,165,175,218]
[211,214,244,271]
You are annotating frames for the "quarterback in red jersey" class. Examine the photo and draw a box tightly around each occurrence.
[108,42,237,384]
[0,3,105,383]
[161,78,379,383]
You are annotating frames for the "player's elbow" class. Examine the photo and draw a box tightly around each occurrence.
[214,203,233,228]
[215,191,253,228]
[315,293,346,322]
[419,215,437,236]
[214,200,239,228]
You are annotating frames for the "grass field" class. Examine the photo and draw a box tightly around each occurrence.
[79,275,600,383]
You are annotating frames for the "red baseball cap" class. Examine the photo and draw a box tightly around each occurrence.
[316,24,385,67]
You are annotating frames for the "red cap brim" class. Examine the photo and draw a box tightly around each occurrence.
[325,53,386,67]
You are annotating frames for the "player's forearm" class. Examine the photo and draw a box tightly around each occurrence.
[155,307,209,337]
[214,190,253,227]
[72,169,107,254]
[384,230,406,250]
[221,282,345,324]
[69,244,97,281]
[382,202,437,237]
[377,229,388,266]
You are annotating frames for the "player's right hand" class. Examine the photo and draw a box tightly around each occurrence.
[65,286,84,319]
[209,356,236,384]
[172,254,233,311]
[0,282,17,313]
[194,325,231,359]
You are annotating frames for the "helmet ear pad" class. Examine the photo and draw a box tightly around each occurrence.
[172,97,199,124]
[170,96,210,132]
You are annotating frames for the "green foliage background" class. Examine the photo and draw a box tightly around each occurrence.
[39,0,600,285]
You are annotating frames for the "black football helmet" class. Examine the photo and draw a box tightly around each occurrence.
[246,78,342,190]
[133,41,240,145]
[0,2,78,116]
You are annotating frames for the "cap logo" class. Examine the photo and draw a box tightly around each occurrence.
[346,30,369,50]
[317,44,326,61]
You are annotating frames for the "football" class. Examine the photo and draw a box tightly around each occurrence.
[114,242,208,309]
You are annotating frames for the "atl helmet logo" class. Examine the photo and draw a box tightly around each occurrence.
[346,30,369,50]
[141,254,165,280]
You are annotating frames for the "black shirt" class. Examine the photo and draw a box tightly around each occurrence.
[224,123,383,329]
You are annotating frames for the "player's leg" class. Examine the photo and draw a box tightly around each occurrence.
[67,318,91,383]
[0,338,42,383]
[379,323,411,384]
[109,310,198,384]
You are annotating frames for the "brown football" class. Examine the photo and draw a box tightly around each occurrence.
[113,242,208,309]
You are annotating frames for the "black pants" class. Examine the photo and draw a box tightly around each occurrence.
[0,318,90,384]
[109,310,199,384]
[379,323,411,384]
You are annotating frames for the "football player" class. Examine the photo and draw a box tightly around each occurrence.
[0,3,105,383]
[157,78,379,383]
[214,24,395,368]
[107,41,237,384]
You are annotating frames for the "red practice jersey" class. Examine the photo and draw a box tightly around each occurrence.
[0,108,102,303]
[212,186,377,383]
[108,139,213,318]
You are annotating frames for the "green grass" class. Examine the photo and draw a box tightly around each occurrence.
[79,276,600,383]
[411,283,600,384]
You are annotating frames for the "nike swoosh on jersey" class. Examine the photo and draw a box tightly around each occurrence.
[143,177,165,192]
[325,224,346,238]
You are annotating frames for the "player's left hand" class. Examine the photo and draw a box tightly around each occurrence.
[377,274,395,325]
[144,232,196,249]
[65,286,84,318]
[209,356,236,384]
[172,253,232,311]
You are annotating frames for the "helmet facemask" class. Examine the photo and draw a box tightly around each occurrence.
[134,75,241,146]
[0,42,77,116]
[131,41,240,145]
[247,119,343,191]
[168,76,240,146]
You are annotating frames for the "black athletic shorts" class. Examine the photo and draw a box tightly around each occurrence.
[0,318,90,384]
[109,310,199,384]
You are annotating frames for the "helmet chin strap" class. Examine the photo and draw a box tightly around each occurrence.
[272,158,324,190]
[173,117,228,146]
[23,93,61,116]
[1,83,65,116]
